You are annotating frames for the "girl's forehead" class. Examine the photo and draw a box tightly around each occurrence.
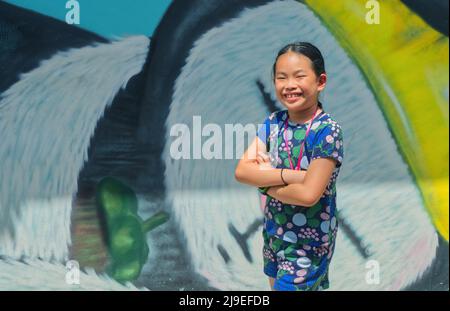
[275,52,313,72]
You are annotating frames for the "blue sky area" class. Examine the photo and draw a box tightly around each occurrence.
[5,0,171,39]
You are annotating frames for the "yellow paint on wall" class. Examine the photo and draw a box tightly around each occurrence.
[304,0,449,240]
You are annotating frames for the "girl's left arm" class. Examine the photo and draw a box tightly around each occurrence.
[266,158,336,206]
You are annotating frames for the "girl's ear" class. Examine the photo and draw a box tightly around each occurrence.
[317,73,327,92]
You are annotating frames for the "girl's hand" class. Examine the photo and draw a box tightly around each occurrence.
[256,151,272,170]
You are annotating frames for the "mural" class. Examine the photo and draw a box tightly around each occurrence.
[0,0,448,291]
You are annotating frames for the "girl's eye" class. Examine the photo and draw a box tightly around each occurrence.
[296,75,306,78]
[276,77,286,80]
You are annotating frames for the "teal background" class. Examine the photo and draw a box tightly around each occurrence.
[4,0,171,38]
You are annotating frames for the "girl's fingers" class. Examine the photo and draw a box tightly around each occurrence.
[258,151,270,162]
[256,155,264,164]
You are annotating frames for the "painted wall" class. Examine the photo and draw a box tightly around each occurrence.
[0,0,448,290]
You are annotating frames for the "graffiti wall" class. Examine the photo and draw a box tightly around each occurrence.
[0,0,448,291]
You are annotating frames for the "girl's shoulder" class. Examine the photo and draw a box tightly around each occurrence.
[317,112,342,129]
[261,110,287,128]
[267,110,286,122]
[266,110,342,131]
[312,112,344,140]
[267,110,290,126]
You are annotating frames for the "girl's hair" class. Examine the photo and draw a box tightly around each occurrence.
[272,42,325,109]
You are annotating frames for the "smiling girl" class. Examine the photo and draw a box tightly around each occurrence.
[235,42,344,291]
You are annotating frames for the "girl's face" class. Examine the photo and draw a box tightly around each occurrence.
[274,51,326,112]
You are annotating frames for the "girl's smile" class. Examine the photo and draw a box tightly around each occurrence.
[283,91,304,104]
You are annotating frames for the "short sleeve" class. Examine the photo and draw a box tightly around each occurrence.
[256,112,276,146]
[311,122,344,168]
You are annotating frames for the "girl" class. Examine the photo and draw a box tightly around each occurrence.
[235,42,344,291]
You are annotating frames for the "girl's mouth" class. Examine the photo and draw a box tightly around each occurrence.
[283,92,303,103]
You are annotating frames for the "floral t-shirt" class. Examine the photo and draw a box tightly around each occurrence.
[257,109,344,245]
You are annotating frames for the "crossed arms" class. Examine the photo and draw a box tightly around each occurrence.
[234,137,336,207]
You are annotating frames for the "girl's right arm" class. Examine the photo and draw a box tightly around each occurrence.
[234,137,306,187]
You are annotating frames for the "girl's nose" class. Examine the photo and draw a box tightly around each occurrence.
[285,83,298,91]
[285,78,298,89]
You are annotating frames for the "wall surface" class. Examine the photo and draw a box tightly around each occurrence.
[0,0,448,291]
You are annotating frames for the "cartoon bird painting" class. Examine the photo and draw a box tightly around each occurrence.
[0,0,447,290]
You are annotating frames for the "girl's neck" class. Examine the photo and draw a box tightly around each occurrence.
[287,104,321,124]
